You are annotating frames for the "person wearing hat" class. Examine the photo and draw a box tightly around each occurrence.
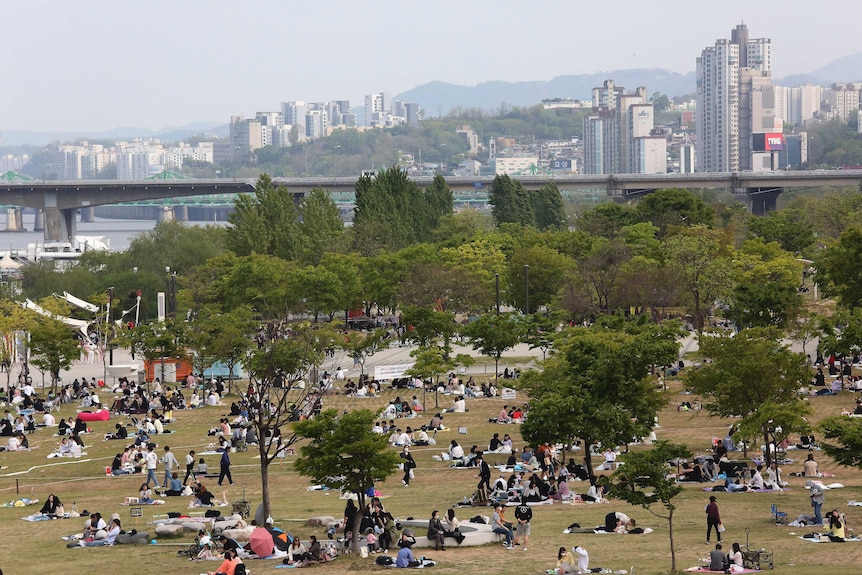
[705,495,722,544]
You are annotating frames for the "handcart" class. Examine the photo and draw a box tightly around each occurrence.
[742,528,774,570]
[231,486,251,518]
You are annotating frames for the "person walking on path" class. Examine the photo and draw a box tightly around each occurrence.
[705,495,722,544]
[183,450,196,485]
[808,480,824,525]
[218,448,233,486]
[161,446,179,488]
[401,446,416,486]
[476,453,491,494]
[144,443,159,488]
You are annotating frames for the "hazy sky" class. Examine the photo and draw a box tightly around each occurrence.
[1,0,858,132]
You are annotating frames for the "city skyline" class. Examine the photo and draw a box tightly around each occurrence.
[1,0,860,133]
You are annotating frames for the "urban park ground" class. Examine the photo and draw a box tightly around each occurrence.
[1,341,861,575]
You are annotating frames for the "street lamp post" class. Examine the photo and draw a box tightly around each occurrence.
[495,273,501,315]
[107,287,114,365]
[417,144,422,174]
[165,267,176,319]
[807,136,814,173]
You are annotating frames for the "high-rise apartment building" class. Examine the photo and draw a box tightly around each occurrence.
[229,115,263,161]
[824,83,861,123]
[583,80,662,174]
[696,24,780,172]
[365,92,391,127]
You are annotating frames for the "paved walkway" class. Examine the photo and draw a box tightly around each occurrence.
[20,330,815,391]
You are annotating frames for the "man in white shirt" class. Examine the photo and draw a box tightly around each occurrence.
[335,367,345,381]
[748,464,765,490]
[43,412,56,426]
[145,444,159,487]
[396,429,411,447]
[573,546,589,573]
[161,446,180,488]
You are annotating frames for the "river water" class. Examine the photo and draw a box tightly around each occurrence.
[2,212,220,253]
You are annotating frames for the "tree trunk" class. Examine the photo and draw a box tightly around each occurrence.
[260,443,271,520]
[762,425,773,470]
[669,507,676,572]
[584,446,595,481]
[352,492,366,553]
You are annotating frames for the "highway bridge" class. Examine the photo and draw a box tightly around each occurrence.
[2,170,861,241]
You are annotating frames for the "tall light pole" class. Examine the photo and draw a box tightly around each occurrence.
[495,273,501,315]
[107,287,114,365]
[524,265,530,315]
[417,144,422,173]
[807,136,814,173]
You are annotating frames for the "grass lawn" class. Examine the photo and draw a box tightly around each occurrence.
[2,375,861,575]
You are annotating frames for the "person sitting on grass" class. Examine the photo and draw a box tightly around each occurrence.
[207,548,243,575]
[139,482,154,503]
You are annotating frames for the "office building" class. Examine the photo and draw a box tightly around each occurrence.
[229,115,263,161]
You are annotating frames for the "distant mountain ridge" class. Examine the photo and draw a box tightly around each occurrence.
[4,52,861,147]
[396,69,697,114]
[398,53,862,116]
[1,122,229,147]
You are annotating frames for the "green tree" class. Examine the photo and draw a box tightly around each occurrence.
[24,300,81,393]
[246,323,339,522]
[815,225,862,309]
[400,306,457,354]
[506,245,573,313]
[663,228,731,332]
[294,409,400,552]
[221,254,299,320]
[578,202,638,239]
[635,188,714,236]
[610,442,690,573]
[227,174,300,260]
[352,167,451,254]
[747,208,815,254]
[520,324,676,477]
[820,416,862,470]
[298,187,345,265]
[343,328,390,377]
[686,328,811,468]
[649,92,671,112]
[462,312,525,379]
[121,318,189,386]
[187,305,255,393]
[489,174,533,227]
[726,239,804,329]
[531,182,567,230]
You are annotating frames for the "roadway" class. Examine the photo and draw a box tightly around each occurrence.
[3,170,862,241]
[3,170,862,210]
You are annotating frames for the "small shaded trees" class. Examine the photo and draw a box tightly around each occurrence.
[462,312,524,380]
[610,442,690,573]
[520,322,678,478]
[25,301,81,394]
[294,408,400,552]
[686,328,811,469]
[245,323,339,521]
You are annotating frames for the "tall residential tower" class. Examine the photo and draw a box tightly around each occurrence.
[696,24,781,172]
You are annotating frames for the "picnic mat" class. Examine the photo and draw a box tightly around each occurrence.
[685,567,761,573]
[799,536,861,543]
